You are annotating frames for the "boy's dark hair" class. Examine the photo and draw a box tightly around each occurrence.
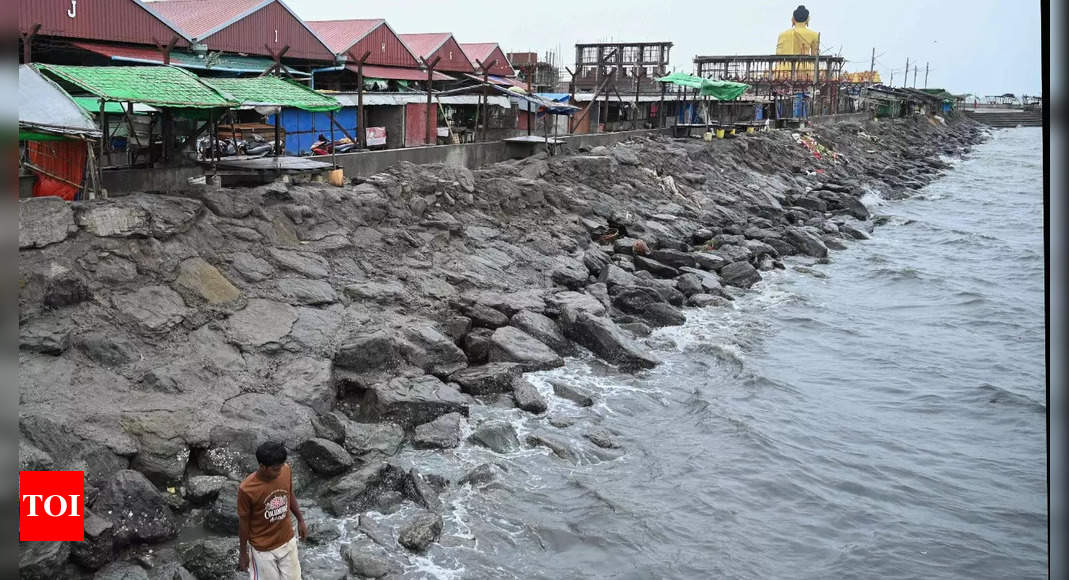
[255,441,287,467]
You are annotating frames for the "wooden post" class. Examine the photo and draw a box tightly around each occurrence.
[347,50,372,149]
[423,56,441,146]
[154,36,179,66]
[274,108,281,157]
[658,81,666,128]
[99,100,107,169]
[21,24,40,63]
[565,66,576,133]
[476,58,497,142]
[813,34,820,116]
[526,64,533,136]
[633,65,641,130]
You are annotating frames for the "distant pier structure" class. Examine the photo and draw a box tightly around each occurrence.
[693,54,846,115]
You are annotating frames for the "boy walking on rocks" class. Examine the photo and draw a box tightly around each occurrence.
[237,441,308,579]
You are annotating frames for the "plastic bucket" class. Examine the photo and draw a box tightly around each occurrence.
[703,131,713,141]
[747,127,755,134]
[715,128,725,139]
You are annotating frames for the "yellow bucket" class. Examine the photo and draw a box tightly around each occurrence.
[729,128,737,136]
[715,128,725,139]
[327,168,344,187]
[747,127,755,134]
[703,131,713,141]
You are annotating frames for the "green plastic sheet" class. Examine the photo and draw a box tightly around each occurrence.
[36,64,235,109]
[202,76,341,112]
[656,73,749,100]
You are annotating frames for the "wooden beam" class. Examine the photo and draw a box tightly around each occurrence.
[476,58,497,142]
[153,35,179,66]
[423,56,441,146]
[346,49,372,149]
[21,24,40,63]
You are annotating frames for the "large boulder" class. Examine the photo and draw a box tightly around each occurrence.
[559,306,659,371]
[412,412,463,449]
[551,381,594,407]
[19,197,78,249]
[19,541,71,580]
[719,261,762,289]
[550,257,590,289]
[130,433,190,488]
[545,291,607,318]
[526,430,579,463]
[510,311,574,356]
[599,264,641,291]
[359,375,473,428]
[648,249,697,269]
[112,286,190,334]
[400,323,469,377]
[94,561,151,580]
[174,257,241,305]
[343,421,405,457]
[297,438,353,475]
[267,247,329,278]
[633,256,680,279]
[322,460,408,516]
[784,227,829,258]
[275,278,338,306]
[461,328,494,364]
[70,509,114,570]
[334,330,404,371]
[75,195,201,238]
[204,481,239,535]
[468,421,521,453]
[448,363,524,395]
[488,326,564,371]
[226,299,298,347]
[184,475,229,505]
[512,377,548,414]
[92,470,178,545]
[398,511,444,553]
[177,537,238,580]
[463,303,510,329]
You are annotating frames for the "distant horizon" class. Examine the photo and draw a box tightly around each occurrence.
[277,0,1041,97]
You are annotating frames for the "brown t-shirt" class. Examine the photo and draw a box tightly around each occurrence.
[237,464,295,551]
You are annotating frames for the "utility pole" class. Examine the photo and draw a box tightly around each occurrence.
[904,57,909,87]
[870,47,875,74]
[924,62,929,88]
[913,64,918,88]
[889,70,894,86]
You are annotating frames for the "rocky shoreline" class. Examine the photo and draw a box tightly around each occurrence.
[18,114,986,578]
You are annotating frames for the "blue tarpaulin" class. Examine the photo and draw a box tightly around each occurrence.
[267,107,357,154]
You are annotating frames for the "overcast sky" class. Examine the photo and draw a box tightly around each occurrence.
[287,0,1041,97]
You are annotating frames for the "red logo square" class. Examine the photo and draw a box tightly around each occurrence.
[20,471,85,541]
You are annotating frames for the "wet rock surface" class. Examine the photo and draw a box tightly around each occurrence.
[16,114,984,574]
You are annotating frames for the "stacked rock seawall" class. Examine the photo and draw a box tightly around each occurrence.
[17,114,985,576]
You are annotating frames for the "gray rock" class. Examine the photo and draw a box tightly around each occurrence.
[612,286,665,312]
[714,244,753,264]
[185,475,228,505]
[229,252,274,282]
[488,326,564,371]
[413,412,463,449]
[196,445,257,481]
[633,255,680,278]
[559,306,659,370]
[94,561,151,580]
[619,321,653,337]
[92,470,178,545]
[442,315,472,341]
[360,375,473,428]
[551,257,590,289]
[599,264,641,290]
[344,545,394,578]
[403,468,445,512]
[218,393,315,449]
[298,438,353,475]
[322,461,408,516]
[512,376,548,414]
[227,299,297,347]
[273,357,335,415]
[449,363,524,395]
[648,249,697,269]
[275,278,338,305]
[613,237,638,255]
[545,291,607,318]
[130,433,189,487]
[675,273,704,296]
[691,252,727,271]
[20,541,70,580]
[334,330,404,371]
[70,509,115,570]
[311,412,347,444]
[551,380,594,407]
[526,430,579,462]
[458,463,498,486]
[177,537,238,580]
[582,245,613,275]
[19,317,72,355]
[268,247,329,278]
[464,303,510,329]
[688,294,731,308]
[510,310,573,356]
[398,511,444,553]
[641,303,686,327]
[784,227,829,258]
[468,421,521,453]
[202,190,254,218]
[19,441,54,471]
[75,195,202,238]
[461,328,493,364]
[719,261,762,289]
[677,267,730,298]
[586,429,621,449]
[344,280,407,303]
[401,323,469,377]
[74,331,138,366]
[612,146,640,165]
[204,481,239,534]
[823,235,848,250]
[112,286,189,333]
[343,421,405,457]
[19,197,78,249]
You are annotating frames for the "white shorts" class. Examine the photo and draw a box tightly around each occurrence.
[249,536,302,580]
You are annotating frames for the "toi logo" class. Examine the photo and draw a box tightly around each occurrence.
[20,471,85,541]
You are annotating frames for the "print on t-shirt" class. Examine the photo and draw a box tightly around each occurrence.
[263,489,289,523]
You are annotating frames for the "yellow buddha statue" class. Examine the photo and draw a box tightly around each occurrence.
[774,5,818,81]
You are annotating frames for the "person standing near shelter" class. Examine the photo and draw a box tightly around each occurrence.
[237,441,308,579]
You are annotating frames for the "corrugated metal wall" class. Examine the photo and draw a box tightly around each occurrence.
[405,103,428,147]
[349,25,419,68]
[484,47,514,76]
[431,38,475,73]
[268,108,358,154]
[202,2,333,61]
[19,0,187,47]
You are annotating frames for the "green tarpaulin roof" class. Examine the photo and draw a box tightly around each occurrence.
[202,76,341,112]
[35,64,236,109]
[72,97,157,115]
[656,73,749,100]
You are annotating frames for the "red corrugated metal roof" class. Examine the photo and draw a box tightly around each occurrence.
[19,0,190,47]
[399,33,452,59]
[349,64,453,82]
[306,19,383,55]
[149,0,265,39]
[460,43,515,76]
